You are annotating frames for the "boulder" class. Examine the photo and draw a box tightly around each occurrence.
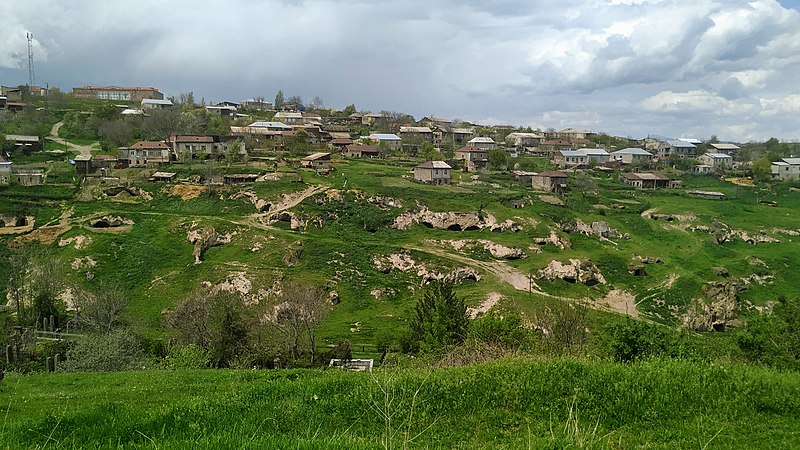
[538,259,606,286]
[188,226,233,264]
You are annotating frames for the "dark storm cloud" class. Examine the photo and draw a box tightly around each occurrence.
[1,0,799,141]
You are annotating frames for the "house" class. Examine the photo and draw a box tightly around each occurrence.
[301,152,332,170]
[328,138,353,151]
[4,135,41,152]
[247,121,293,132]
[693,164,713,174]
[414,161,451,185]
[205,105,237,118]
[121,108,144,116]
[0,95,6,109]
[553,149,609,168]
[120,141,171,167]
[558,128,593,140]
[368,133,402,152]
[698,153,733,171]
[72,86,164,101]
[240,99,273,110]
[149,171,176,182]
[141,98,174,110]
[343,145,382,158]
[0,156,11,185]
[453,146,489,171]
[217,101,241,109]
[362,113,385,126]
[12,169,46,186]
[399,126,433,142]
[658,139,697,158]
[771,158,800,181]
[620,172,682,189]
[532,171,568,194]
[612,148,654,165]
[419,116,452,128]
[73,154,117,176]
[538,139,573,155]
[452,128,474,146]
[167,135,246,162]
[467,136,497,150]
[506,132,544,148]
[709,143,740,156]
[512,170,537,184]
[274,111,322,125]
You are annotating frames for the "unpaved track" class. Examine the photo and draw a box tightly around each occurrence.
[50,121,100,157]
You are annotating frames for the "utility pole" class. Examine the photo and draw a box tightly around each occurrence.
[27,32,35,89]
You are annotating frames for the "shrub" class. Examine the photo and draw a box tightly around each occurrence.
[468,311,529,349]
[409,281,469,354]
[60,330,147,372]
[605,318,688,362]
[163,344,211,370]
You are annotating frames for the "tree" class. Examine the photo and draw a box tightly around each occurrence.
[488,148,508,171]
[73,282,128,334]
[167,289,251,367]
[310,96,325,110]
[225,138,243,167]
[752,157,772,183]
[2,243,32,325]
[274,90,285,110]
[571,172,598,195]
[29,252,66,327]
[342,104,357,116]
[409,281,469,353]
[271,283,330,364]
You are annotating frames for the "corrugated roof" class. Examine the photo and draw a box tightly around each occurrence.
[666,139,696,148]
[416,161,451,169]
[781,158,800,165]
[302,152,331,161]
[400,127,432,133]
[702,153,732,159]
[468,137,495,143]
[141,99,173,105]
[536,171,568,178]
[456,146,488,154]
[613,147,652,155]
[369,133,401,141]
[559,150,586,157]
[249,121,291,129]
[130,141,169,150]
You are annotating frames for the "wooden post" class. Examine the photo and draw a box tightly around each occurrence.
[54,354,61,371]
[46,357,54,373]
[50,314,55,332]
[5,345,12,364]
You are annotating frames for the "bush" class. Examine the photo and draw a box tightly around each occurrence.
[468,312,529,349]
[163,344,211,370]
[409,281,469,354]
[605,318,689,362]
[60,330,147,372]
[735,297,800,370]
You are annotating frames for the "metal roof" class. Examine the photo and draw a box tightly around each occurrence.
[666,139,696,148]
[249,121,291,129]
[559,150,586,157]
[613,147,652,155]
[710,143,740,150]
[416,161,451,169]
[702,153,732,159]
[468,137,495,143]
[400,127,433,133]
[781,158,800,165]
[369,133,401,141]
[141,99,173,105]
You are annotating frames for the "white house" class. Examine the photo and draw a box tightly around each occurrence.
[772,158,800,181]
[612,148,653,164]
[698,153,733,171]
[141,98,174,110]
[467,136,496,150]
[368,133,402,152]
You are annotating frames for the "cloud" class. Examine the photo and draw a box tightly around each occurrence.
[0,0,799,142]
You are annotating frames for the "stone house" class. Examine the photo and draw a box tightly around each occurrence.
[505,132,544,148]
[120,141,171,167]
[343,145,382,158]
[301,152,332,170]
[611,148,654,164]
[709,143,740,156]
[771,158,800,181]
[454,146,489,171]
[0,157,11,185]
[4,135,41,152]
[698,153,733,171]
[657,139,697,158]
[452,128,475,146]
[467,136,497,150]
[368,134,402,152]
[414,161,451,185]
[532,171,568,194]
[399,126,433,142]
[620,172,682,189]
[141,99,174,110]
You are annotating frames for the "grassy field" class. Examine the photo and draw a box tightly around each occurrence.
[2,155,800,351]
[1,358,798,449]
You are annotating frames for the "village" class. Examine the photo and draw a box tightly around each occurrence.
[2,84,798,192]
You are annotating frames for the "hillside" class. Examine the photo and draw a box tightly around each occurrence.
[2,156,800,352]
[1,358,798,448]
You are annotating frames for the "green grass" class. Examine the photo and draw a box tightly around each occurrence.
[1,358,798,448]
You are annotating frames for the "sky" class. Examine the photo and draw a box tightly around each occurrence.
[1,0,799,142]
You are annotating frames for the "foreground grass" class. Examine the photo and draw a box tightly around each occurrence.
[1,358,798,449]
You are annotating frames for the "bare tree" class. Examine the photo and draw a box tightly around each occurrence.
[271,283,330,363]
[310,96,325,110]
[538,302,589,356]
[73,282,128,334]
[3,243,32,325]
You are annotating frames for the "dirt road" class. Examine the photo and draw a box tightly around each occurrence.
[49,121,100,157]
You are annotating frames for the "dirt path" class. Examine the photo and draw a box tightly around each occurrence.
[468,292,502,319]
[404,244,554,297]
[49,121,100,157]
[260,184,329,216]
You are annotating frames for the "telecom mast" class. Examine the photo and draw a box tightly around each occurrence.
[27,32,35,88]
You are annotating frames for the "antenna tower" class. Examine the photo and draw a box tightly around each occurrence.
[27,32,35,88]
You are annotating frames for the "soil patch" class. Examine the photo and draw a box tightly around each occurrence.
[168,184,205,200]
[468,292,502,319]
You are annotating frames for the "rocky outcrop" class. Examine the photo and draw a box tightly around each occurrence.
[103,185,153,201]
[368,196,403,210]
[436,239,526,260]
[187,226,233,264]
[230,190,271,212]
[533,229,571,249]
[283,241,304,267]
[90,216,133,228]
[58,235,93,250]
[393,208,521,232]
[537,259,606,286]
[693,223,779,245]
[373,252,481,285]
[683,281,741,332]
[560,219,628,241]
